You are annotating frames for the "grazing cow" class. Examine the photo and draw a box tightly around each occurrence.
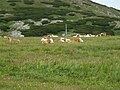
[65,38,71,43]
[49,38,54,44]
[50,34,59,38]
[96,32,107,37]
[73,34,79,37]
[8,37,20,42]
[59,37,65,43]
[59,37,71,43]
[60,37,83,43]
[3,36,7,38]
[100,32,106,36]
[20,35,24,38]
[41,36,54,44]
[96,34,101,37]
[47,35,54,44]
[70,38,84,43]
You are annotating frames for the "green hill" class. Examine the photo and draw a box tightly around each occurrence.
[0,0,120,36]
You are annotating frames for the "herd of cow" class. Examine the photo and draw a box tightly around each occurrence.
[40,32,107,44]
[0,32,107,44]
[41,35,84,44]
[72,32,107,37]
[0,35,84,44]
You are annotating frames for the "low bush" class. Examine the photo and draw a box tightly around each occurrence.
[21,23,65,36]
[0,25,10,32]
[23,0,34,5]
[13,7,71,20]
[9,3,16,6]
[7,0,21,2]
[41,0,70,7]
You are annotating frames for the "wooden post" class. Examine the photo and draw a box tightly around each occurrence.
[65,24,67,39]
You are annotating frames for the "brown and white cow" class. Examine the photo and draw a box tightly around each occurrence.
[41,36,54,44]
[59,37,65,43]
[70,38,84,43]
[8,37,20,42]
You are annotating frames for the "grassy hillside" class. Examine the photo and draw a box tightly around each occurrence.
[0,0,120,36]
[0,36,120,89]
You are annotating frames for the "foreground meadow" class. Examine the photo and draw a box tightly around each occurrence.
[0,36,120,90]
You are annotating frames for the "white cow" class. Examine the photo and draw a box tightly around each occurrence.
[60,37,65,42]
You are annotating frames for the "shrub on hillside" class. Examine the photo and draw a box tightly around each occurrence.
[9,3,16,6]
[0,10,8,14]
[75,20,87,25]
[0,25,10,32]
[80,11,96,16]
[113,30,120,35]
[21,23,65,36]
[7,0,21,2]
[23,0,34,5]
[48,15,66,20]
[0,17,15,22]
[13,7,71,20]
[53,0,70,7]
[68,12,76,16]
[73,25,114,35]
[86,18,110,26]
[41,0,70,7]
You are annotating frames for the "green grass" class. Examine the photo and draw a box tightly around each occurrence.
[0,0,120,36]
[0,36,120,90]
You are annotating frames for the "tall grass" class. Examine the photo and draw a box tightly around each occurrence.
[0,36,120,90]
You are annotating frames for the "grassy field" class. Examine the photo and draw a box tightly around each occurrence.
[0,36,120,90]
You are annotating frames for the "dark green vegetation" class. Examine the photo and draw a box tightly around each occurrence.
[0,36,120,89]
[0,0,120,36]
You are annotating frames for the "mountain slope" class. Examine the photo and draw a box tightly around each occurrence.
[0,0,120,36]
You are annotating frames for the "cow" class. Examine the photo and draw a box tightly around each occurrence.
[59,37,65,43]
[59,37,84,43]
[8,37,20,42]
[70,38,84,43]
[59,37,71,43]
[41,36,54,44]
